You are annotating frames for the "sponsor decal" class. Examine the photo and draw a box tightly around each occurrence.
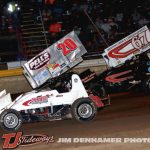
[56,95,63,97]
[51,63,60,69]
[105,70,134,83]
[29,52,50,70]
[23,96,48,106]
[48,63,60,70]
[47,63,60,73]
[108,39,138,58]
[60,63,66,68]
[81,72,96,83]
[2,132,54,149]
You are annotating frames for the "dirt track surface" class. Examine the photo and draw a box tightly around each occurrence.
[0,92,150,150]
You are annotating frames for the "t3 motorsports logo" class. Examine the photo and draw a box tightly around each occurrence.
[2,132,54,149]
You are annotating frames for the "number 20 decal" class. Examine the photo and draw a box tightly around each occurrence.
[57,38,77,56]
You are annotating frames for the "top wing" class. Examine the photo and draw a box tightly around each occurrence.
[22,31,87,89]
[102,26,150,67]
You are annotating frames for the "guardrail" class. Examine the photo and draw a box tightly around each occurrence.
[0,68,23,77]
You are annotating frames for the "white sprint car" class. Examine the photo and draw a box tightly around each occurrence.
[0,74,110,132]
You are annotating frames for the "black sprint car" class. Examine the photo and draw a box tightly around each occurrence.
[79,52,150,96]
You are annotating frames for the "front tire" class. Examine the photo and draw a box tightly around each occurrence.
[0,109,22,132]
[71,98,97,122]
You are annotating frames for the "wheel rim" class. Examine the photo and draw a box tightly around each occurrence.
[3,113,19,129]
[78,103,93,119]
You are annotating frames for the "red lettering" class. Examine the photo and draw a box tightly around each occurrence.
[108,40,138,58]
[2,132,22,149]
[105,70,133,83]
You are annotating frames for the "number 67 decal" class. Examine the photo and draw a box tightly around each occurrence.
[57,38,77,56]
[108,30,150,58]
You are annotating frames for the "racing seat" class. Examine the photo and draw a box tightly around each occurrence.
[53,73,73,93]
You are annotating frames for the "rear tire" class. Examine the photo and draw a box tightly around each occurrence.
[71,98,97,122]
[0,109,22,132]
[90,83,106,98]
